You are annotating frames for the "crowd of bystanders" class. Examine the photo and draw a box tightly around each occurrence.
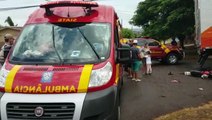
[125,39,153,82]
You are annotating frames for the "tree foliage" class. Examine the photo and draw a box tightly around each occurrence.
[122,28,135,38]
[130,0,194,40]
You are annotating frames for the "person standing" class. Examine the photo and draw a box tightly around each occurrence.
[143,43,151,75]
[171,37,177,46]
[139,45,146,74]
[0,33,14,64]
[131,40,142,82]
[145,51,152,75]
[121,42,132,78]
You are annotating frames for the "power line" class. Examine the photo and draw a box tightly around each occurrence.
[0,5,39,11]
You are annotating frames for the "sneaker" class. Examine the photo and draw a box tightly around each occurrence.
[136,79,141,82]
[132,78,136,81]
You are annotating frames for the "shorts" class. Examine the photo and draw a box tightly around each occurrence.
[132,60,142,72]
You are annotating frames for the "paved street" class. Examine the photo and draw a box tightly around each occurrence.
[120,47,212,120]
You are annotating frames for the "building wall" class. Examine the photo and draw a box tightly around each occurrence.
[0,29,21,47]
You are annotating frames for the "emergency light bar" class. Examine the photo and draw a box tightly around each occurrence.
[40,1,98,16]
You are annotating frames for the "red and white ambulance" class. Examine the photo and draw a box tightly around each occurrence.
[0,0,130,119]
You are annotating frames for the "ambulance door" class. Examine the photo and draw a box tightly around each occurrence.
[115,21,124,87]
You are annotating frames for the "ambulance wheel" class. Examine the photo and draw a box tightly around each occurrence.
[166,53,178,64]
[114,99,121,120]
[114,90,121,120]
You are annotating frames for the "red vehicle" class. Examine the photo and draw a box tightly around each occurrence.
[0,1,130,120]
[136,37,185,64]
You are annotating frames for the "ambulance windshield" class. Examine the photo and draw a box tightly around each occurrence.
[10,23,111,64]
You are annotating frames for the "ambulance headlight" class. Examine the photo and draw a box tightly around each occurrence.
[0,64,9,88]
[89,62,112,87]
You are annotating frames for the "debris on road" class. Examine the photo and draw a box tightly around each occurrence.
[184,70,212,80]
[160,95,166,98]
[171,80,180,83]
[184,71,191,75]
[198,88,204,91]
[201,74,209,79]
[168,72,174,75]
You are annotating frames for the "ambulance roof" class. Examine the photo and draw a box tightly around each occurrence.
[25,2,117,25]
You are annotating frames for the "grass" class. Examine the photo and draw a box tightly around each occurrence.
[154,102,212,120]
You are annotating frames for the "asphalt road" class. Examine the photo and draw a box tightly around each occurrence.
[120,48,212,120]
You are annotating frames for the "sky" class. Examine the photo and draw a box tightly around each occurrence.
[0,0,143,28]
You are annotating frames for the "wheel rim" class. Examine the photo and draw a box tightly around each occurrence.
[169,55,177,64]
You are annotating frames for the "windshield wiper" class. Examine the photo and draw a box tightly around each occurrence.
[77,28,100,60]
[52,26,63,65]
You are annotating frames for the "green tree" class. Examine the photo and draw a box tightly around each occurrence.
[130,0,194,41]
[4,16,14,26]
[122,28,135,38]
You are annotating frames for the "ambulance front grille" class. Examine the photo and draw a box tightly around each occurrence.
[6,103,75,120]
[53,67,79,71]
[23,67,48,71]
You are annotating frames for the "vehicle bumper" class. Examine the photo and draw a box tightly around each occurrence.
[80,86,118,120]
[0,92,4,120]
[0,86,118,120]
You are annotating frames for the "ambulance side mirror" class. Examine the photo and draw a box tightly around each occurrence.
[117,47,132,64]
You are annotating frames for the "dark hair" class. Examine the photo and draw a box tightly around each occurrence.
[4,37,9,42]
[146,51,151,55]
[4,34,14,42]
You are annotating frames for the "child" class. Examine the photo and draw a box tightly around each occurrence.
[142,43,150,75]
[145,50,152,75]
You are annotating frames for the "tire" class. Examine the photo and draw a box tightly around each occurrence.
[114,87,121,120]
[114,98,121,120]
[166,53,178,64]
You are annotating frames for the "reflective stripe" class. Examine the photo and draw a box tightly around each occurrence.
[115,64,119,84]
[164,48,170,53]
[78,64,93,93]
[5,65,21,92]
[161,44,170,53]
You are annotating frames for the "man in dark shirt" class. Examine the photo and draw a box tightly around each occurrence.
[121,43,132,78]
[131,40,142,82]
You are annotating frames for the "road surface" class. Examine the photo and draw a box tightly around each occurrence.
[120,47,212,120]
